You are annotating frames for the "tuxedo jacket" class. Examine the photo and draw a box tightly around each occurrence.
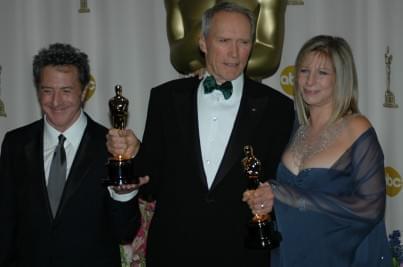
[135,77,295,267]
[0,115,140,267]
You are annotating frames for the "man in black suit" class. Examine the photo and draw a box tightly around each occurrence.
[0,43,146,267]
[107,2,294,266]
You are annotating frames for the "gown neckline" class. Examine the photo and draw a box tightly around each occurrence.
[281,127,374,177]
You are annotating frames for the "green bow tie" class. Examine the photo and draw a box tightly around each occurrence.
[203,76,233,100]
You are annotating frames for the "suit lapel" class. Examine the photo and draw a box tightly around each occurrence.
[172,78,209,188]
[211,79,268,190]
[24,121,53,218]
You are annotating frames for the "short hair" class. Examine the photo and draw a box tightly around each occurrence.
[293,35,359,125]
[33,43,90,90]
[201,2,256,40]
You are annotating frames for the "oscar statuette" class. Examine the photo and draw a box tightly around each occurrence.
[78,0,90,13]
[242,145,281,249]
[102,85,138,186]
[0,65,6,117]
[383,46,398,108]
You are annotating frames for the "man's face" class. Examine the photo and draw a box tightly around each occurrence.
[38,65,87,132]
[199,11,253,84]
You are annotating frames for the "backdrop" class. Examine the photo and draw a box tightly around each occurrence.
[0,0,402,260]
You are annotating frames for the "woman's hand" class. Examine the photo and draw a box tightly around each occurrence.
[190,67,206,80]
[242,182,274,215]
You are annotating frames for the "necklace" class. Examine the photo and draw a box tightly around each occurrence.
[290,118,346,171]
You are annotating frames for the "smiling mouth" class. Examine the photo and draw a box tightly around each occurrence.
[50,108,66,113]
[303,88,319,95]
[224,62,239,67]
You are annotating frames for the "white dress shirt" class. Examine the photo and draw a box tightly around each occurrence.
[198,74,244,188]
[43,111,87,184]
[43,111,135,201]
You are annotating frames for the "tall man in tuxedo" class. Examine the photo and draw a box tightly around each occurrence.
[0,43,146,267]
[107,2,294,266]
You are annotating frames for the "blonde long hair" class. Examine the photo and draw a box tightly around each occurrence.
[293,35,359,125]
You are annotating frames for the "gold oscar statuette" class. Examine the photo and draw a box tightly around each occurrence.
[384,46,398,108]
[0,65,6,117]
[78,0,90,13]
[242,145,281,249]
[102,85,138,186]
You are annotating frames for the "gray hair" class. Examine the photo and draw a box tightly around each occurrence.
[33,43,90,91]
[201,2,256,40]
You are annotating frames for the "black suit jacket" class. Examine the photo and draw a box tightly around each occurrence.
[135,77,295,267]
[0,114,140,267]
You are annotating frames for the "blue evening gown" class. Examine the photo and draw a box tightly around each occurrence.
[270,127,392,267]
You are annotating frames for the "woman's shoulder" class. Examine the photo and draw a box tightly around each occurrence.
[344,113,372,142]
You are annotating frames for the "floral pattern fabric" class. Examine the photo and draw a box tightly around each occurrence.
[121,199,155,267]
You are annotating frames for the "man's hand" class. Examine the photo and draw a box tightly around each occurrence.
[106,128,140,159]
[110,175,150,194]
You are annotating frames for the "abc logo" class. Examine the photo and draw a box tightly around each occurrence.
[280,65,295,96]
[385,166,402,197]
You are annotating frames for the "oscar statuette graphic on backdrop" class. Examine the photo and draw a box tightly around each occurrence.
[242,145,281,249]
[0,65,6,117]
[78,0,90,13]
[102,85,138,186]
[384,46,398,108]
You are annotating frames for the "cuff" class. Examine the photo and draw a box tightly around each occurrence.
[107,187,138,202]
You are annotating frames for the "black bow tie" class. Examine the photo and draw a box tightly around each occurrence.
[203,76,233,100]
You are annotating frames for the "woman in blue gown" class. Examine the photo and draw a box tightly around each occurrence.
[243,35,392,266]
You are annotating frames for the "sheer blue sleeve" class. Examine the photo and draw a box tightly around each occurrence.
[271,127,386,223]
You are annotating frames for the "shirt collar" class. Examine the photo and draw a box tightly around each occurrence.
[44,110,87,149]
